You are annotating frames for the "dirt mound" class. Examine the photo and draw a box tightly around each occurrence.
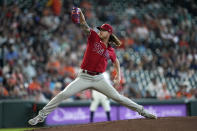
[30,116,197,131]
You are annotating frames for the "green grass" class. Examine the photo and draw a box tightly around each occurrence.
[0,128,35,131]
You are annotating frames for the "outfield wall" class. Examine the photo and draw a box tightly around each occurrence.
[0,99,197,128]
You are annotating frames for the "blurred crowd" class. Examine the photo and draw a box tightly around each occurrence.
[0,0,197,102]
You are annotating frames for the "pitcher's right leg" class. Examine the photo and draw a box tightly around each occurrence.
[28,77,91,125]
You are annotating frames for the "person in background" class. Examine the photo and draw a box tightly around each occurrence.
[146,78,162,98]
[0,81,9,99]
[89,72,111,123]
[157,84,171,100]
[52,82,62,98]
[28,77,41,92]
[123,77,142,99]
[176,81,192,99]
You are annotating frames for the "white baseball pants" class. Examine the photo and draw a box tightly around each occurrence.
[39,70,143,116]
[90,90,111,111]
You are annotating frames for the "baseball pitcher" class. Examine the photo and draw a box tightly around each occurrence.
[28,7,157,126]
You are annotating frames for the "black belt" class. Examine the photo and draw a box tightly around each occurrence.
[82,70,101,76]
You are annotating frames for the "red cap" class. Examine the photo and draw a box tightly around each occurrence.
[97,24,113,34]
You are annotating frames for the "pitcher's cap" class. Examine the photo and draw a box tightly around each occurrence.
[97,24,113,34]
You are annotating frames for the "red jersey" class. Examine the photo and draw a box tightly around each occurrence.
[81,29,116,73]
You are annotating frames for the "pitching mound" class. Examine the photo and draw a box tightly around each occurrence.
[30,116,197,131]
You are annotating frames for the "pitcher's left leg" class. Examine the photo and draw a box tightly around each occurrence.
[93,79,157,119]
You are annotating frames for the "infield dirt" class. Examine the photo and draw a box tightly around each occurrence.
[29,116,197,131]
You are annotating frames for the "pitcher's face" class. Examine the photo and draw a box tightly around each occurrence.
[98,29,110,40]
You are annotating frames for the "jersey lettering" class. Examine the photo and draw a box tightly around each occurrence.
[93,42,104,56]
[103,50,110,59]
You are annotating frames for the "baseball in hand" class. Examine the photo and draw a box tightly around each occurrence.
[71,7,80,24]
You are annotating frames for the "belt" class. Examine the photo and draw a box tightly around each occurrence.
[82,70,101,76]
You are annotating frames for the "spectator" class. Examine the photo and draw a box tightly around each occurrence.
[42,77,53,100]
[123,77,142,98]
[146,78,162,98]
[34,90,49,103]
[23,60,36,81]
[157,84,171,100]
[52,82,62,98]
[28,77,41,92]
[0,82,9,98]
[4,74,20,98]
[189,88,197,99]
[176,81,192,99]
[0,0,197,101]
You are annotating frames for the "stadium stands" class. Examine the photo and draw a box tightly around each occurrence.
[0,0,197,101]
